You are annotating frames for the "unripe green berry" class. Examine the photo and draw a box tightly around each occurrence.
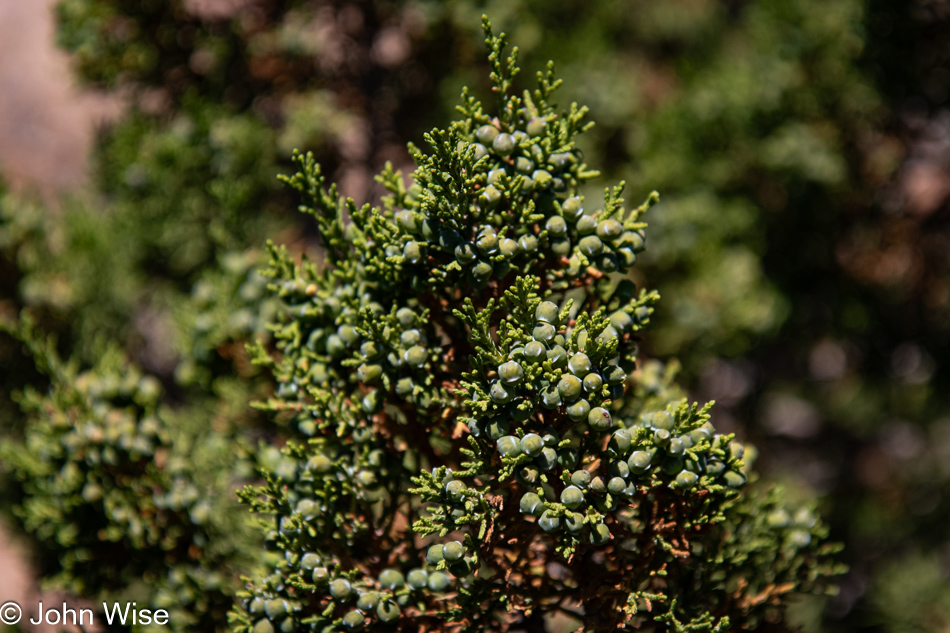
[561,196,583,220]
[406,568,429,589]
[609,429,632,455]
[496,435,522,457]
[426,544,444,565]
[526,116,547,137]
[442,541,465,562]
[356,364,383,384]
[608,476,627,494]
[330,578,352,600]
[603,365,626,385]
[558,375,582,400]
[571,470,592,488]
[565,512,585,533]
[551,237,572,256]
[723,471,746,488]
[675,471,699,488]
[533,323,556,343]
[546,345,568,367]
[668,438,685,457]
[475,228,499,255]
[545,215,568,237]
[538,510,562,533]
[568,353,593,376]
[445,479,466,502]
[541,385,562,409]
[357,592,380,611]
[560,485,585,509]
[576,215,597,235]
[587,406,612,431]
[403,241,423,263]
[404,345,427,367]
[520,492,544,515]
[490,381,512,404]
[254,620,274,633]
[515,156,535,173]
[706,459,726,476]
[249,598,266,615]
[447,558,474,578]
[342,611,364,629]
[520,433,544,456]
[532,169,552,188]
[536,447,558,471]
[476,125,499,144]
[596,219,624,239]
[499,237,518,258]
[312,567,330,584]
[654,428,671,444]
[589,523,611,545]
[608,459,630,479]
[516,464,540,485]
[567,399,591,421]
[652,411,674,431]
[524,341,546,362]
[265,599,288,619]
[379,569,405,590]
[583,372,603,394]
[418,569,448,593]
[499,361,524,384]
[487,417,511,440]
[535,301,559,324]
[628,451,652,473]
[376,602,400,622]
[578,235,604,257]
[492,133,515,155]
[589,476,606,493]
[558,448,579,469]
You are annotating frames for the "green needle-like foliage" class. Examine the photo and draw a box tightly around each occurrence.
[229,20,842,633]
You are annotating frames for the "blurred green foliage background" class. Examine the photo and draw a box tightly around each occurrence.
[1,0,949,631]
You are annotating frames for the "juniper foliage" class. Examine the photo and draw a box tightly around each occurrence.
[229,20,841,633]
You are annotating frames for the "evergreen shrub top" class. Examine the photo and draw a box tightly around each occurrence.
[230,18,841,633]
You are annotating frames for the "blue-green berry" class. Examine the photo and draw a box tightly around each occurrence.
[560,486,585,509]
[571,470,592,488]
[589,523,611,545]
[490,381,512,404]
[253,620,274,633]
[442,541,465,562]
[407,569,428,590]
[675,471,699,488]
[608,476,627,494]
[520,433,544,456]
[524,341,546,362]
[567,399,591,422]
[376,602,400,622]
[330,578,352,600]
[557,375,582,400]
[533,323,556,343]
[356,592,380,611]
[499,361,524,384]
[379,569,405,590]
[426,544,444,565]
[520,492,544,515]
[545,215,568,237]
[583,373,603,394]
[445,479,466,502]
[546,345,568,367]
[428,571,451,592]
[342,612,365,630]
[568,353,593,376]
[539,510,562,533]
[588,406,612,431]
[476,125,499,144]
[496,435,522,457]
[492,133,516,155]
[628,451,652,473]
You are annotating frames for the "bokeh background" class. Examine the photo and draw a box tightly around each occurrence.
[0,0,948,631]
